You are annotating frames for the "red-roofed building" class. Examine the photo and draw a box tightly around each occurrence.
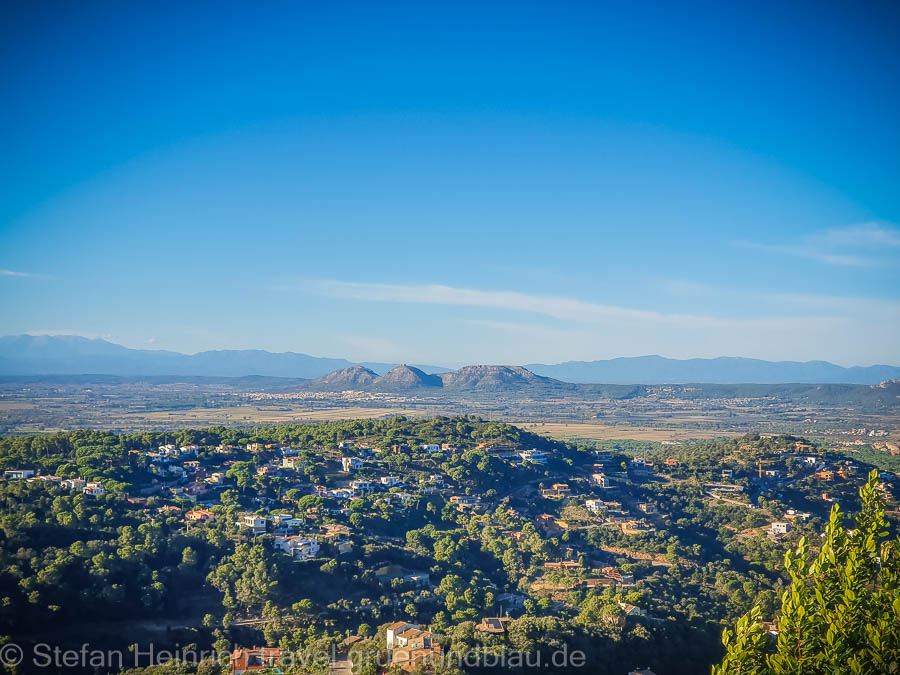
[230,647,283,674]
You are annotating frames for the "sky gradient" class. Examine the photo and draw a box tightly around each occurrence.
[1,1,899,366]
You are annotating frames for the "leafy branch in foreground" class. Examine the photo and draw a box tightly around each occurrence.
[713,470,900,675]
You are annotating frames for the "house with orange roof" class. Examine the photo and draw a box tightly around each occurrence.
[186,509,215,523]
[230,647,283,674]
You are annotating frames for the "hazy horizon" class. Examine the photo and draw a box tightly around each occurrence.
[3,332,899,371]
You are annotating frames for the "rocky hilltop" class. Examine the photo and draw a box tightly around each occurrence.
[309,365,378,389]
[440,365,555,390]
[371,365,442,390]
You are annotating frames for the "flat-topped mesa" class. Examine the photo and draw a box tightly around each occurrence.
[440,365,553,390]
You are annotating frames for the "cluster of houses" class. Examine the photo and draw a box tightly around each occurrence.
[4,470,106,496]
[233,511,353,561]
[386,621,442,673]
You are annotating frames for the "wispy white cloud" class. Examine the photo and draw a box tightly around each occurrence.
[24,329,114,340]
[734,240,872,267]
[288,279,896,366]
[311,279,698,324]
[815,222,900,248]
[308,279,841,332]
[735,221,900,267]
[0,269,42,277]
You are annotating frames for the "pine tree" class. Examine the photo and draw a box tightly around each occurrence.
[713,470,900,674]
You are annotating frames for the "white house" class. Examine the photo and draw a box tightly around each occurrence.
[421,444,442,454]
[83,481,105,496]
[585,499,607,514]
[4,469,35,480]
[386,622,430,650]
[270,513,303,530]
[519,449,548,465]
[350,479,374,494]
[341,456,362,472]
[770,522,791,536]
[237,513,267,535]
[381,476,401,487]
[273,536,320,561]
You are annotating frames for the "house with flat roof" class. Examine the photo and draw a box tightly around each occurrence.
[4,469,35,480]
[237,513,267,535]
[476,616,511,634]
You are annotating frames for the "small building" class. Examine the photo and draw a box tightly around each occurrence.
[230,647,283,675]
[186,509,215,523]
[4,469,35,480]
[386,623,442,673]
[540,483,572,498]
[421,444,442,454]
[476,617,511,634]
[282,456,305,470]
[585,499,607,514]
[770,522,791,536]
[621,519,653,534]
[273,535,320,561]
[637,502,657,514]
[341,456,362,472]
[618,602,647,617]
[600,566,635,584]
[591,472,608,487]
[350,479,374,494]
[237,513,267,535]
[785,509,811,522]
[519,449,548,465]
[544,561,581,571]
[320,523,351,541]
[721,469,734,480]
[381,476,401,487]
[82,481,105,496]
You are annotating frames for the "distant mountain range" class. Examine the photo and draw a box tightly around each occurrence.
[1,334,898,385]
[0,335,449,379]
[527,356,900,385]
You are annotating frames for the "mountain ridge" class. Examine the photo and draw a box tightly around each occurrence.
[1,335,898,384]
[0,335,448,379]
[525,355,900,385]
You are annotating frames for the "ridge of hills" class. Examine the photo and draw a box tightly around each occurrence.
[2,335,900,386]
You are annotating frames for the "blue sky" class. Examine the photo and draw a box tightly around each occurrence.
[1,1,898,366]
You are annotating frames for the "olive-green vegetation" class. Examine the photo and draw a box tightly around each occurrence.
[0,419,894,674]
[714,470,900,675]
